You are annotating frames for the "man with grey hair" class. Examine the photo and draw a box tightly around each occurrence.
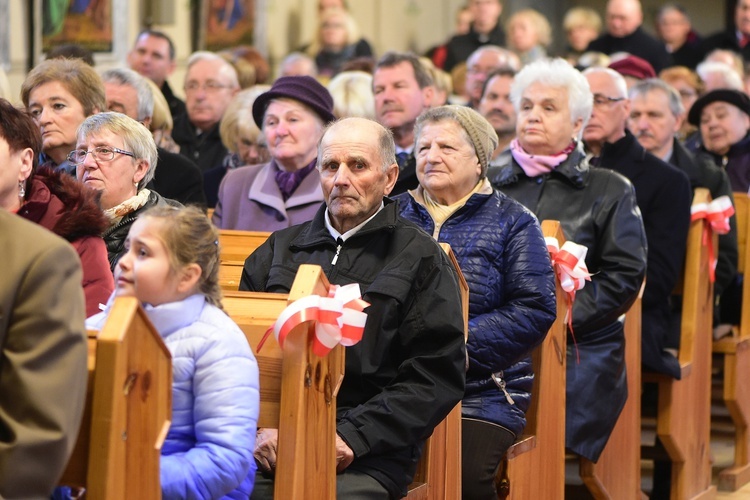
[628,78,738,330]
[242,117,466,499]
[584,67,692,379]
[173,51,240,173]
[373,51,435,194]
[102,68,206,207]
[587,0,672,72]
[465,45,520,109]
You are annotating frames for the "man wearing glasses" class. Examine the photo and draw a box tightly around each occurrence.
[173,51,240,173]
[583,67,692,381]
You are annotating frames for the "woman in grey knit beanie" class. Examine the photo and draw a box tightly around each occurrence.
[393,105,557,499]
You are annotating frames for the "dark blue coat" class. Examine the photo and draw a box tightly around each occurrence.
[396,188,556,437]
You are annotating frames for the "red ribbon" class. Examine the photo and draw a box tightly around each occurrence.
[690,195,734,283]
[546,237,592,363]
[257,283,369,357]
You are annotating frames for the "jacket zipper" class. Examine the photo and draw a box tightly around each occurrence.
[331,237,343,265]
[491,371,515,405]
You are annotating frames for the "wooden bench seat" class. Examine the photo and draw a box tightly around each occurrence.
[642,188,716,500]
[59,297,172,499]
[496,220,569,499]
[224,261,466,499]
[579,280,645,499]
[713,192,750,491]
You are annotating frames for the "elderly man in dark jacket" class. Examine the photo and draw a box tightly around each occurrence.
[242,117,466,499]
[584,68,692,379]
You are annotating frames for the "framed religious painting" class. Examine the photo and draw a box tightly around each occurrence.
[195,0,265,52]
[31,0,131,67]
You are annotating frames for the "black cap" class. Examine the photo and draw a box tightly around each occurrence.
[687,89,750,126]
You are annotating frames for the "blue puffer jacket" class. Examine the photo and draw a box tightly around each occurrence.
[88,294,259,499]
[396,186,556,437]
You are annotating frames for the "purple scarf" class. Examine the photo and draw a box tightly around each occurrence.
[274,159,317,201]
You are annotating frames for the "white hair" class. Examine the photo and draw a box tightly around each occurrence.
[510,58,593,138]
[582,66,629,98]
[696,61,744,91]
[186,51,240,89]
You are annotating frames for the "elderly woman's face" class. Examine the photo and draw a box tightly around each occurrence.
[517,82,581,155]
[416,120,482,205]
[27,81,88,164]
[75,129,148,210]
[263,98,324,171]
[699,101,750,156]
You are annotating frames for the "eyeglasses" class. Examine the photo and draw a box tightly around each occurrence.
[67,146,135,164]
[593,94,626,108]
[184,81,233,93]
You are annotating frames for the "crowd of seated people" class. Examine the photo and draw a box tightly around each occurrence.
[6,0,750,498]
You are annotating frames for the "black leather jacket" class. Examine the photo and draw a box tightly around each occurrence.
[488,144,647,462]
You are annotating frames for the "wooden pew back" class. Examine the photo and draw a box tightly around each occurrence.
[224,265,343,499]
[643,187,716,499]
[497,220,569,499]
[59,297,172,500]
[714,192,750,490]
[580,281,645,498]
[219,229,272,262]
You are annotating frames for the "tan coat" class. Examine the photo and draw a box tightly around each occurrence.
[0,210,87,499]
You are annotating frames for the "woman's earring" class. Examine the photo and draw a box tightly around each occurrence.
[18,180,25,198]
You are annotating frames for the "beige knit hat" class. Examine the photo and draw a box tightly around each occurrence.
[416,105,499,176]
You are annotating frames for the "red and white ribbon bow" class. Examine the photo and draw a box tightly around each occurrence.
[545,237,592,363]
[258,283,370,357]
[690,195,734,283]
[545,238,591,294]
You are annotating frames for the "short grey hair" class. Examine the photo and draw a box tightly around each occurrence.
[186,51,240,89]
[511,58,593,139]
[100,67,154,121]
[582,66,629,98]
[696,61,744,91]
[629,78,685,117]
[317,118,396,172]
[77,112,158,190]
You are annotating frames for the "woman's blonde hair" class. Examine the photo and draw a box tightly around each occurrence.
[141,205,223,309]
[507,9,553,49]
[327,71,375,119]
[563,6,603,33]
[307,8,359,56]
[219,85,271,152]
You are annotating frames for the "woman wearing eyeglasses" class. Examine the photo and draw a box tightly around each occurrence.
[21,58,105,176]
[0,98,113,317]
[73,112,180,272]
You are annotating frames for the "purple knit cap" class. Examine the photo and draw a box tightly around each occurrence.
[252,75,335,127]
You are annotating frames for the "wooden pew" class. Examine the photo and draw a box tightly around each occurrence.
[714,192,750,491]
[495,220,569,499]
[406,243,467,500]
[219,229,272,261]
[642,188,717,500]
[224,265,343,499]
[218,229,272,291]
[225,256,466,500]
[579,282,646,499]
[59,297,172,499]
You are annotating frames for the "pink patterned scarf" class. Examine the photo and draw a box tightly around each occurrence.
[510,139,576,178]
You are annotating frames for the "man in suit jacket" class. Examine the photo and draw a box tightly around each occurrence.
[372,52,435,195]
[0,211,87,497]
[584,67,692,379]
